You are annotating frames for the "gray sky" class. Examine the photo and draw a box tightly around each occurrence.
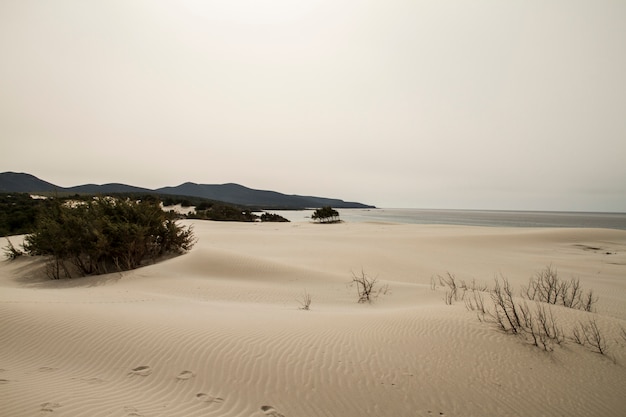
[1,0,625,211]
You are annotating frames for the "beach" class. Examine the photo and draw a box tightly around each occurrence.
[1,219,626,417]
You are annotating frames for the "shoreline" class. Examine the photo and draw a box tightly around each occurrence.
[267,208,626,230]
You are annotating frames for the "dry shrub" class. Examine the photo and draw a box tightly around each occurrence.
[523,265,597,312]
[572,318,609,355]
[351,270,382,303]
[518,301,564,351]
[438,273,488,305]
[437,273,459,305]
[431,267,614,357]
[298,290,312,310]
[489,275,523,333]
[3,237,24,260]
[464,290,487,322]
[487,276,565,351]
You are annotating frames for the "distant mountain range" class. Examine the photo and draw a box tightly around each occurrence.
[0,172,375,209]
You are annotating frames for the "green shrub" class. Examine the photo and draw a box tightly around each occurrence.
[311,206,340,223]
[260,212,289,222]
[24,197,195,279]
[0,193,43,236]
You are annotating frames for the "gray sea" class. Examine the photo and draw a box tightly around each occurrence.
[270,208,626,230]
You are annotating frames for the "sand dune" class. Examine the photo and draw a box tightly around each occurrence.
[1,220,626,416]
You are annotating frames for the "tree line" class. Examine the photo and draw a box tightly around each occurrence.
[0,193,289,236]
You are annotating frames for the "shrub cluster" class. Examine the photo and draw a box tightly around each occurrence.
[311,206,340,223]
[190,205,289,222]
[522,265,597,311]
[488,275,565,351]
[190,205,258,222]
[24,197,195,279]
[437,267,613,356]
[260,212,289,222]
[0,193,43,236]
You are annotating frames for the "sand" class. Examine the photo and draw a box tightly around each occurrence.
[1,220,626,417]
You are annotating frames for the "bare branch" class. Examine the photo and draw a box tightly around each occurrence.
[351,270,379,303]
[583,318,608,355]
[297,290,312,310]
[522,265,597,312]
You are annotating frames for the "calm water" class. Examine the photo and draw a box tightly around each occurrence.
[270,208,626,230]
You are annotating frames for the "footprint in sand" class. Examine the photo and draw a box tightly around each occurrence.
[123,406,143,416]
[129,366,152,376]
[176,370,195,380]
[426,412,446,416]
[81,377,105,384]
[40,402,61,412]
[261,405,286,417]
[195,393,224,404]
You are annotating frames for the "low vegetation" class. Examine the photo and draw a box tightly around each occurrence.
[351,270,388,303]
[2,192,289,278]
[0,193,43,236]
[189,204,259,222]
[435,266,616,357]
[351,270,378,303]
[22,197,195,279]
[572,318,608,355]
[433,273,487,306]
[522,265,597,312]
[260,212,290,222]
[312,206,340,223]
[3,237,24,260]
[489,275,565,351]
[0,193,289,238]
[297,290,312,310]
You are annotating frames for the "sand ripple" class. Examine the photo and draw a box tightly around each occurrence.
[1,222,626,416]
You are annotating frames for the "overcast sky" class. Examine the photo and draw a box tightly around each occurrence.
[1,1,625,211]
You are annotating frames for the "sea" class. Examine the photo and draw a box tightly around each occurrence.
[269,208,626,231]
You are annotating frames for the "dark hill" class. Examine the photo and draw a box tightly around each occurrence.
[0,172,59,193]
[66,183,153,194]
[155,182,373,209]
[0,172,375,209]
